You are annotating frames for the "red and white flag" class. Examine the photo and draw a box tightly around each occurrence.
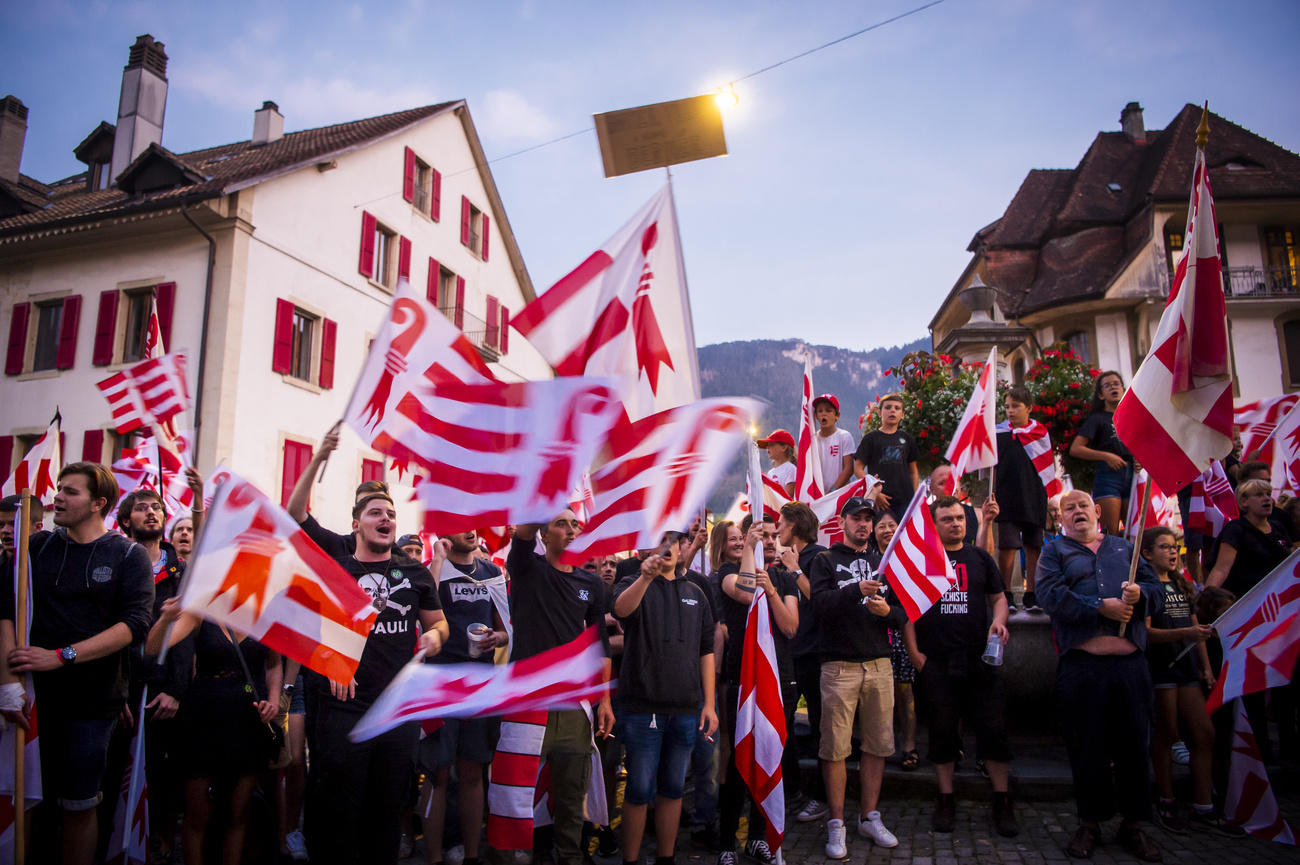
[879,483,957,621]
[812,476,873,548]
[1114,142,1233,492]
[96,351,191,436]
[348,626,609,742]
[794,355,824,504]
[1,414,60,506]
[994,418,1062,497]
[1225,699,1296,844]
[178,471,379,684]
[943,348,998,493]
[561,398,758,563]
[1125,469,1179,541]
[1186,460,1238,536]
[510,185,701,420]
[105,691,149,865]
[1235,394,1300,495]
[1266,397,1300,495]
[1206,548,1300,713]
[735,588,786,852]
[411,378,624,536]
[345,278,497,478]
[142,293,165,360]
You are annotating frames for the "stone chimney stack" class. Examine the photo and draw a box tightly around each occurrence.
[110,34,169,184]
[251,101,284,146]
[0,96,28,183]
[1120,101,1146,144]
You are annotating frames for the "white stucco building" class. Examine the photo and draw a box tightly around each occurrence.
[0,34,549,532]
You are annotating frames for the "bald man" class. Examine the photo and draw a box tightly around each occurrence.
[1036,491,1164,862]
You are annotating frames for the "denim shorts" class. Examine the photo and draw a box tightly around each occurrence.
[620,712,698,805]
[39,715,117,810]
[289,672,306,715]
[1092,462,1133,501]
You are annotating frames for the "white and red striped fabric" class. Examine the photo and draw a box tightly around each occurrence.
[142,295,165,360]
[794,355,824,504]
[878,483,957,621]
[345,278,497,478]
[118,436,195,516]
[410,378,624,536]
[510,184,701,421]
[1186,460,1238,536]
[1114,144,1233,492]
[943,348,998,493]
[105,691,149,865]
[348,625,609,741]
[1125,469,1179,541]
[570,471,596,523]
[1267,397,1300,495]
[488,711,547,851]
[812,476,873,548]
[1,415,60,506]
[1206,549,1300,713]
[1235,394,1300,495]
[559,399,758,564]
[96,351,191,435]
[0,534,40,863]
[1225,699,1296,844]
[177,471,379,684]
[735,587,786,852]
[994,418,1062,497]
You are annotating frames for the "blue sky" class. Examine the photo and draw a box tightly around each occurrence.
[5,0,1299,352]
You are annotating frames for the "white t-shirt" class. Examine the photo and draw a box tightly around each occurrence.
[767,461,796,492]
[815,428,856,492]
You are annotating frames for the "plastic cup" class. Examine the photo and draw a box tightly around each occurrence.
[981,633,1004,666]
[467,623,492,658]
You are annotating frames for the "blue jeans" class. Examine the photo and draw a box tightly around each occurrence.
[691,698,720,825]
[621,712,698,805]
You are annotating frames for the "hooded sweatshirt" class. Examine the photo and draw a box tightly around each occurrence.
[613,573,714,714]
[809,541,905,662]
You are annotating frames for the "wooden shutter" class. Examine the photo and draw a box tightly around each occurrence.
[402,147,416,203]
[485,295,500,349]
[500,305,510,354]
[481,215,491,261]
[5,302,29,375]
[460,196,471,246]
[319,317,337,389]
[454,277,465,329]
[430,168,442,221]
[55,295,82,370]
[358,211,378,278]
[0,436,11,476]
[280,440,314,508]
[154,282,176,351]
[427,258,440,305]
[82,429,105,462]
[361,458,384,484]
[92,290,119,366]
[398,236,412,280]
[272,299,294,374]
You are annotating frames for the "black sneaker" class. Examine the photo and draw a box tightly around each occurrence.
[1153,799,1187,835]
[691,825,720,852]
[932,793,955,833]
[596,826,620,857]
[992,792,1019,838]
[1022,590,1039,611]
[1187,808,1247,837]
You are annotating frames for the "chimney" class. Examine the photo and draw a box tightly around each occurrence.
[110,34,169,184]
[1120,101,1146,143]
[0,96,28,183]
[251,101,284,146]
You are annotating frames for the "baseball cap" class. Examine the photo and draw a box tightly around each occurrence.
[396,534,423,549]
[839,496,876,519]
[755,429,795,448]
[0,495,20,512]
[812,393,840,413]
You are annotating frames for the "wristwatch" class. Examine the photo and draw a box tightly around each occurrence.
[58,646,77,666]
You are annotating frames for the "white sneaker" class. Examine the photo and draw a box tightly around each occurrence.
[858,811,898,848]
[798,798,830,823]
[1172,741,1191,766]
[445,844,466,865]
[284,829,309,862]
[824,818,847,859]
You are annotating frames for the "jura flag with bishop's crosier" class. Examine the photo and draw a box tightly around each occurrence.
[1225,699,1296,844]
[943,348,998,493]
[1114,134,1233,492]
[1235,394,1300,495]
[1267,397,1300,495]
[178,471,378,684]
[1206,548,1300,713]
[510,184,701,420]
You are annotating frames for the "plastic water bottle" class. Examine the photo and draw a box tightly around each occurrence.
[981,633,1004,666]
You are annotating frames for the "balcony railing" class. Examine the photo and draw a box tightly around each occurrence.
[439,306,501,362]
[1223,265,1299,298]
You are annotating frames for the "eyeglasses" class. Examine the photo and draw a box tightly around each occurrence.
[1153,544,1179,552]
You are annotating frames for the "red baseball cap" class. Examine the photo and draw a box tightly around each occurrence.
[813,393,840,413]
[756,429,795,448]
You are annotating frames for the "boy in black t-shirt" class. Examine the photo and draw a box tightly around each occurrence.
[993,388,1049,611]
[854,394,919,520]
[903,496,1016,838]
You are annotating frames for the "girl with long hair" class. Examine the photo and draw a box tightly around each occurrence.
[1069,371,1132,535]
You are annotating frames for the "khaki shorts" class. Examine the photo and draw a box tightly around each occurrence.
[819,658,895,761]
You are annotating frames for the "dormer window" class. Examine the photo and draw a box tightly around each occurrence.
[89,161,111,191]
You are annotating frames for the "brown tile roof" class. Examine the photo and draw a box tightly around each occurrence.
[0,102,459,237]
[984,169,1073,248]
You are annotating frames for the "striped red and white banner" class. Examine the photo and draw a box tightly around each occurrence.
[878,483,957,621]
[96,351,191,435]
[735,588,786,852]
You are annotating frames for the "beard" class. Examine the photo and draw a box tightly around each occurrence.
[132,526,164,542]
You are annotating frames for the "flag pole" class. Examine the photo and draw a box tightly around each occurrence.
[316,419,343,483]
[14,489,31,864]
[1117,480,1153,638]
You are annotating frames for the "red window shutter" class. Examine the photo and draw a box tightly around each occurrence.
[0,436,11,477]
[55,295,82,370]
[402,147,416,203]
[460,196,471,246]
[485,295,500,348]
[281,440,314,508]
[500,305,510,354]
[6,302,29,375]
[154,282,176,351]
[427,258,440,305]
[82,429,105,462]
[92,290,119,366]
[481,214,491,261]
[272,298,294,374]
[454,276,465,330]
[361,458,384,484]
[430,168,442,221]
[319,317,337,389]
[398,236,412,280]
[59,432,65,462]
[358,211,378,278]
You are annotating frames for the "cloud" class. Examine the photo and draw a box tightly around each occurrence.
[476,88,563,143]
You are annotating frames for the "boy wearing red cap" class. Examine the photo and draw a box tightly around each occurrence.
[756,429,797,498]
[813,394,856,492]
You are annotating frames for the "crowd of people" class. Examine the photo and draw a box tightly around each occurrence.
[0,373,1296,865]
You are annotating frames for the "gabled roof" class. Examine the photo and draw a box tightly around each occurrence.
[0,174,53,218]
[115,142,207,194]
[72,121,115,164]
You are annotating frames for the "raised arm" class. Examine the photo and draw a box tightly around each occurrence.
[287,425,340,522]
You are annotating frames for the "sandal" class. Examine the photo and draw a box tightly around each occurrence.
[901,749,920,771]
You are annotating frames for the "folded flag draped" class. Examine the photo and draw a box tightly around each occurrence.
[1207,548,1300,713]
[994,418,1062,498]
[794,355,824,504]
[878,482,956,621]
[943,348,998,494]
[1,414,60,505]
[177,471,378,684]
[1225,699,1295,844]
[735,587,786,852]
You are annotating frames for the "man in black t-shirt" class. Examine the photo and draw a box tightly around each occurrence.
[903,496,1016,838]
[853,394,920,520]
[299,492,448,865]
